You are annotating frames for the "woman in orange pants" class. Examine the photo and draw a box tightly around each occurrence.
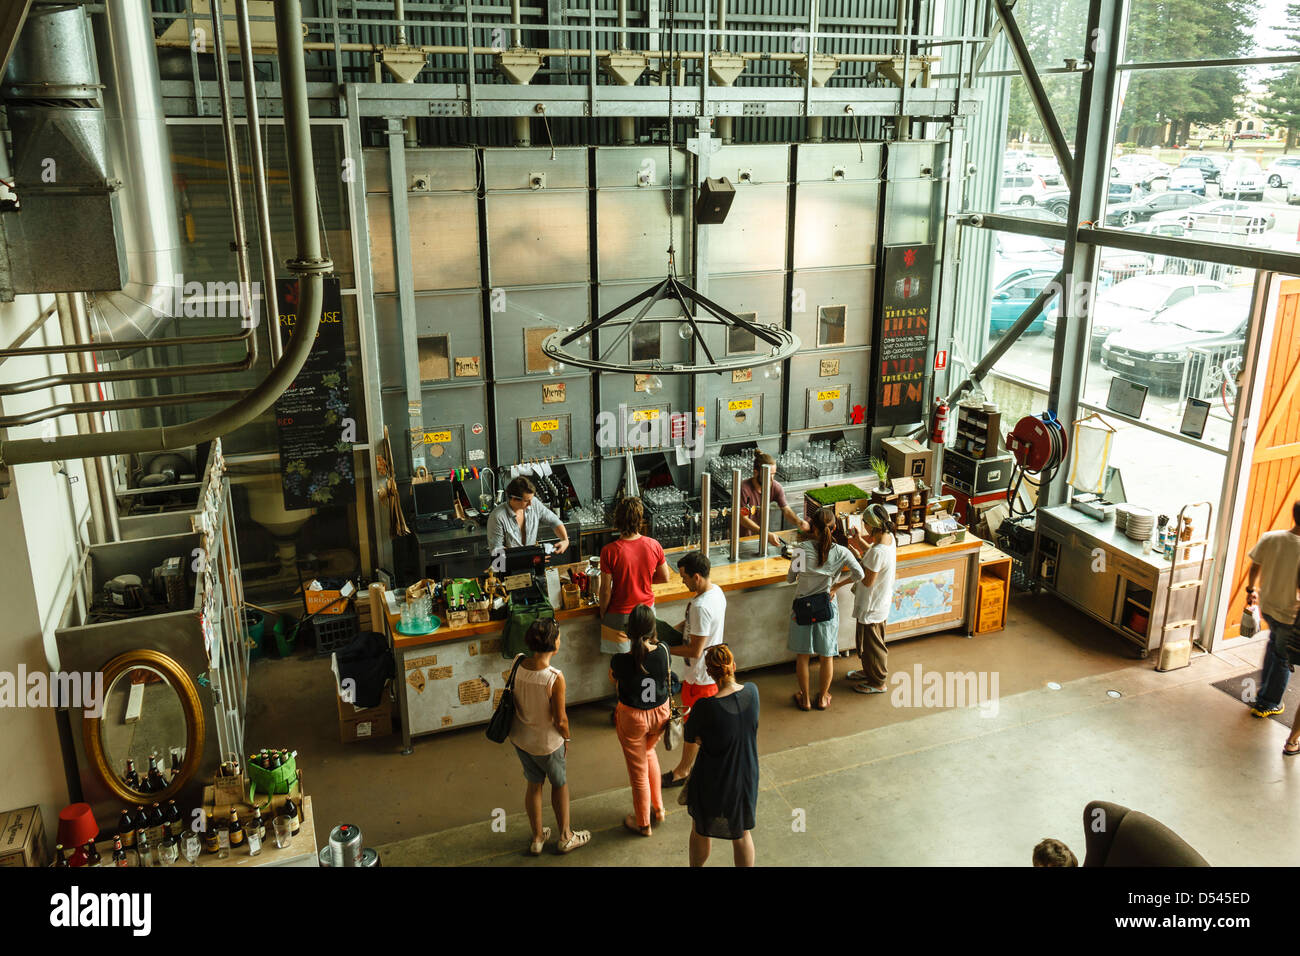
[608,604,673,835]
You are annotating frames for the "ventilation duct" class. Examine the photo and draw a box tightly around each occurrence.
[3,0,182,358]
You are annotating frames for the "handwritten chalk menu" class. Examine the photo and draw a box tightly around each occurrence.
[274,276,355,510]
[871,243,934,426]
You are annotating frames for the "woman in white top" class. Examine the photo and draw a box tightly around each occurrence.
[786,507,863,711]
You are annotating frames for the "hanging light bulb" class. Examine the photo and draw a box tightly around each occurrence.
[578,333,592,349]
[549,361,565,375]
[677,322,693,341]
[764,365,782,381]
[644,374,664,395]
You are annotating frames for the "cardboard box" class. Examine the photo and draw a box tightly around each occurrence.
[975,574,1008,633]
[337,684,394,744]
[882,437,934,484]
[0,805,47,867]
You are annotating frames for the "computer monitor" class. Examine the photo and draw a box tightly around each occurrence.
[504,544,550,574]
[413,480,457,517]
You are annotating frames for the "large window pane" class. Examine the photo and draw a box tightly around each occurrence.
[1082,254,1252,450]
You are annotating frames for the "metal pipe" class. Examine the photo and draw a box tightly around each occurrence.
[729,467,741,563]
[70,293,121,543]
[235,0,284,364]
[757,463,773,557]
[0,352,254,396]
[511,0,522,47]
[618,116,635,145]
[0,302,58,366]
[0,326,262,360]
[202,2,258,374]
[0,0,328,468]
[699,471,711,556]
[617,0,628,50]
[0,390,249,429]
[55,294,108,545]
[716,0,726,51]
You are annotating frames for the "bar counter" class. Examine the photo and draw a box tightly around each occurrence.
[386,531,990,750]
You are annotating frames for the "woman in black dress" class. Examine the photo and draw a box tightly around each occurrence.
[684,644,759,866]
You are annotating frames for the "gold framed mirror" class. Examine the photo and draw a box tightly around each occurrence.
[84,649,206,806]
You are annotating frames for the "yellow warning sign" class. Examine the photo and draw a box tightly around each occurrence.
[728,399,754,411]
[817,389,842,402]
[631,409,661,422]
[423,430,452,444]
[530,420,559,432]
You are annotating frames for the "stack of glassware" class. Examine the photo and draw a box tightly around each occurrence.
[775,449,817,482]
[568,501,610,528]
[833,438,870,475]
[399,593,436,633]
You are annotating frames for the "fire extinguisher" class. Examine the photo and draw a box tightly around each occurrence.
[929,397,948,444]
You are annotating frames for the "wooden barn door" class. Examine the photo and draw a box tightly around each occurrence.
[1223,278,1300,641]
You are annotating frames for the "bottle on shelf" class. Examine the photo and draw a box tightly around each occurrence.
[202,814,220,855]
[53,844,69,867]
[281,794,301,836]
[118,808,137,848]
[228,807,245,847]
[169,749,183,779]
[165,799,184,839]
[112,836,128,867]
[83,840,102,867]
[135,828,150,867]
[147,802,165,843]
[159,827,178,865]
[132,804,149,836]
[123,759,140,790]
[252,807,266,842]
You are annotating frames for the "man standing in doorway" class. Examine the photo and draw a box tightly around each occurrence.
[661,551,727,789]
[1245,500,1300,718]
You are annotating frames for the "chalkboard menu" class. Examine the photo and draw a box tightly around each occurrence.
[274,276,355,510]
[871,243,934,427]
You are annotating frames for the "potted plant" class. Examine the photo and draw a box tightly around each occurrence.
[868,456,891,494]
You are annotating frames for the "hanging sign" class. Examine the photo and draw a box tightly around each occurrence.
[871,243,934,427]
[274,276,355,510]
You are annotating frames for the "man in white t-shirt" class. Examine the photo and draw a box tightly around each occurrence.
[1247,500,1300,720]
[844,504,896,696]
[662,550,727,788]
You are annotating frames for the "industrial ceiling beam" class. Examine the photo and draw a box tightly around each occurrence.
[0,0,32,79]
[991,0,1075,190]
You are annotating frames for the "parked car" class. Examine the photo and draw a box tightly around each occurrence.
[1286,175,1300,205]
[1219,157,1266,200]
[1178,154,1227,184]
[1104,190,1205,227]
[1100,287,1251,394]
[1004,150,1063,185]
[1166,167,1206,196]
[1000,173,1050,206]
[1111,155,1172,186]
[1042,274,1224,355]
[1235,130,1268,140]
[998,203,1066,223]
[988,269,1059,335]
[1039,189,1072,218]
[1152,199,1275,235]
[1108,181,1149,205]
[1265,156,1300,188]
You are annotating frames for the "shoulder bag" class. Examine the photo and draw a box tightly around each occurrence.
[792,590,834,626]
[485,654,527,743]
[659,645,685,750]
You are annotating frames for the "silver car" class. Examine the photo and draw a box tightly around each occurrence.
[1151,199,1275,235]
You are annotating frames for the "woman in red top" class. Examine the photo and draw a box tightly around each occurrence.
[599,497,670,656]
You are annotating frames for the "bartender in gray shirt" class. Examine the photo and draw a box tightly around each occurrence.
[487,476,571,554]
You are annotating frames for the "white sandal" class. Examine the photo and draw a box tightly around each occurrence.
[558,829,591,854]
[528,826,552,856]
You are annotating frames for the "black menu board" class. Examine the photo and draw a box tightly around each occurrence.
[871,243,934,426]
[274,276,355,510]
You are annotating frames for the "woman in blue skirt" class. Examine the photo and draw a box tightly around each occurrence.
[787,507,863,711]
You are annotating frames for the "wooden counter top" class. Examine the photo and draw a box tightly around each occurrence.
[390,532,982,650]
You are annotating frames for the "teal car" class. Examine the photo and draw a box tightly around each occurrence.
[988,269,1058,335]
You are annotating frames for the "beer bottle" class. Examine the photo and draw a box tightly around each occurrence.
[169,749,183,778]
[202,814,220,855]
[165,799,184,838]
[112,836,128,867]
[252,806,266,841]
[133,804,149,834]
[136,828,151,867]
[84,840,102,867]
[146,754,167,792]
[228,807,245,847]
[124,758,140,790]
[53,844,69,867]
[281,794,301,835]
[118,808,137,848]
[147,801,165,843]
[270,751,282,770]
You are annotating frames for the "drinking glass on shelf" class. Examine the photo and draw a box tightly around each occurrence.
[159,838,179,866]
[181,832,201,866]
[273,815,294,849]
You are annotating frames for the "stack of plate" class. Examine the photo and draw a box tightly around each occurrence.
[1114,505,1130,532]
[1124,507,1154,542]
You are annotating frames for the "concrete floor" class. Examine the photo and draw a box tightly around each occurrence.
[245,591,1299,866]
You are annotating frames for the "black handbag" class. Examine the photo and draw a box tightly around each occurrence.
[485,654,526,743]
[792,590,834,626]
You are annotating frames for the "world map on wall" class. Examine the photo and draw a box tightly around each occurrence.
[888,568,955,624]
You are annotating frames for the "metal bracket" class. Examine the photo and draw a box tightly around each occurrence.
[686,136,721,156]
